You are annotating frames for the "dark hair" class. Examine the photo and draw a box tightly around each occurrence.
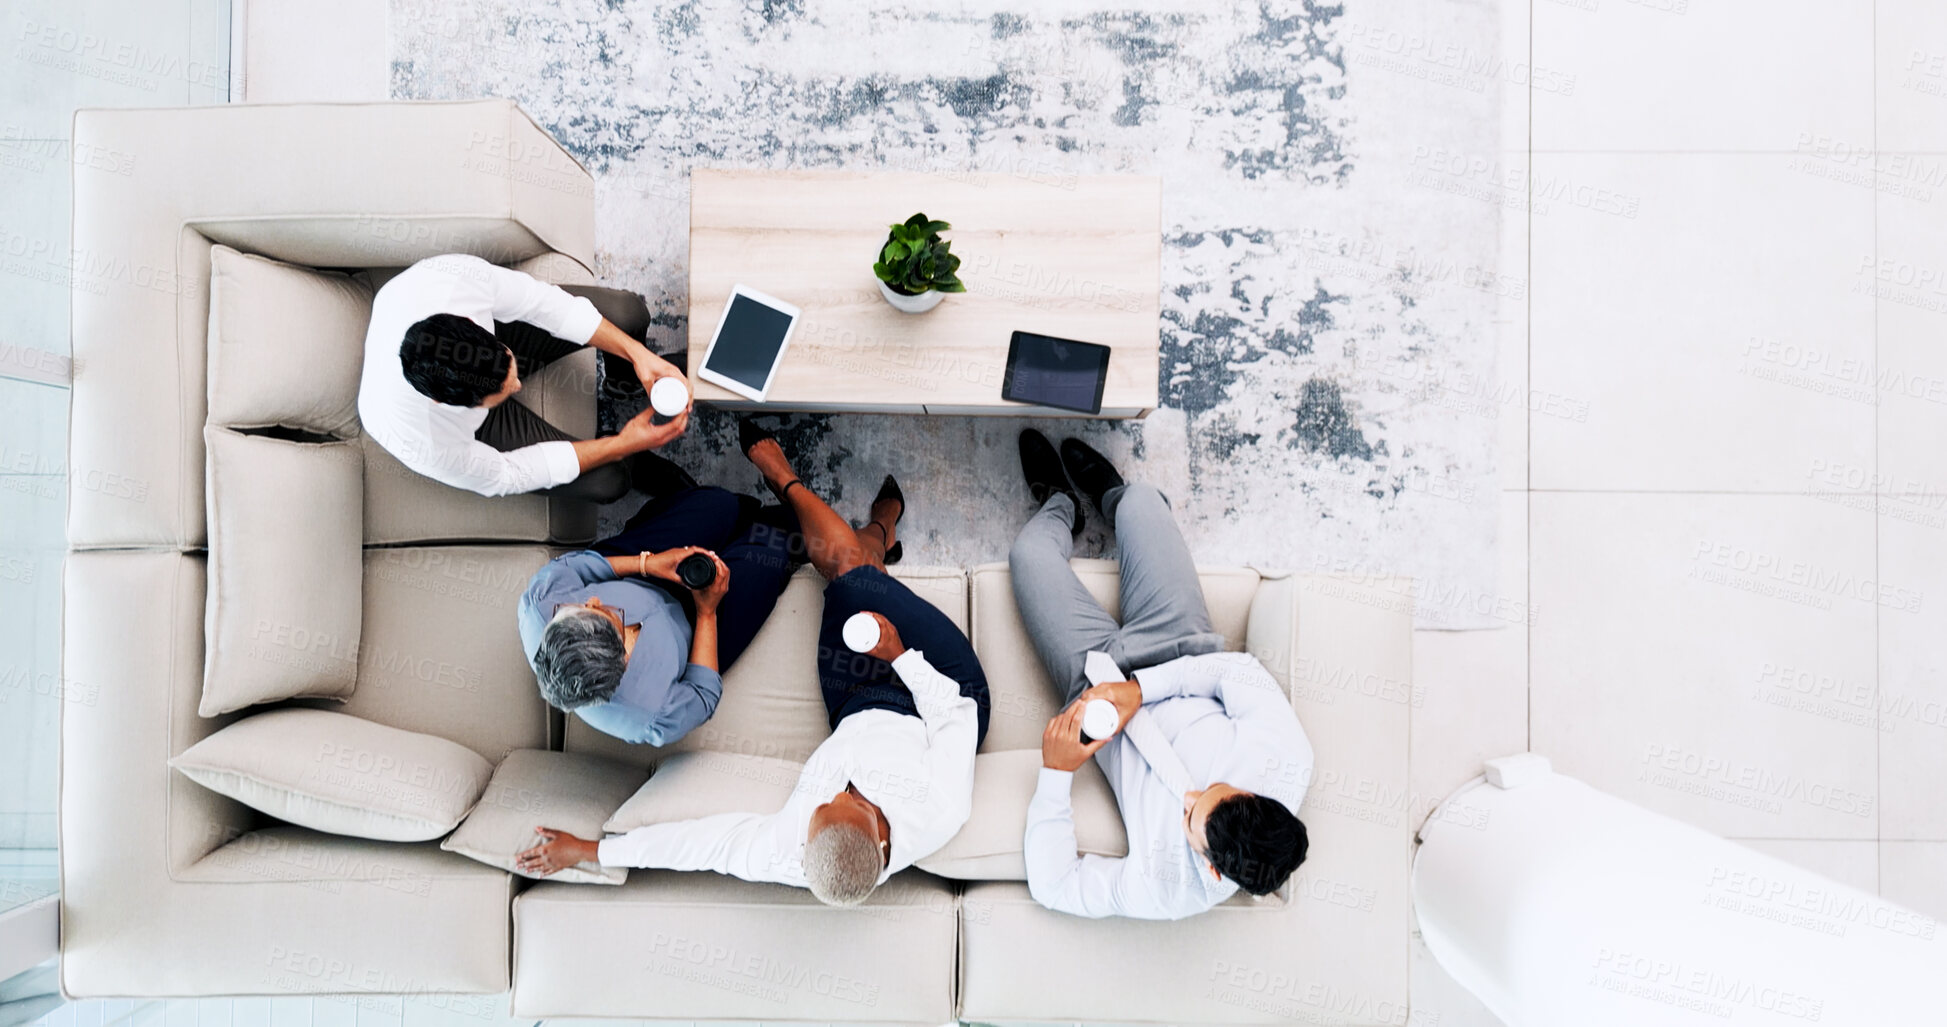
[532,609,626,710]
[1204,793,1307,896]
[399,313,511,407]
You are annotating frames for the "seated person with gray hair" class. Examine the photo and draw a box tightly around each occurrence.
[516,426,808,746]
[516,421,990,907]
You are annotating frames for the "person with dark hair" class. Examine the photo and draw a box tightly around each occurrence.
[360,253,692,502]
[1010,429,1312,919]
[515,421,988,908]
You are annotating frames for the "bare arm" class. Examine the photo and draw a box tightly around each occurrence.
[686,551,730,672]
[604,554,650,577]
[570,406,689,472]
[586,318,687,394]
[600,549,727,672]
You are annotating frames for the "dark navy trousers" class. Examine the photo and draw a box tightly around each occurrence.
[593,486,799,673]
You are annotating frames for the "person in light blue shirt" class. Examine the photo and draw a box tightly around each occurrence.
[516,473,801,747]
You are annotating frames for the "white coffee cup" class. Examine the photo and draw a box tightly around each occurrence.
[842,612,881,654]
[649,377,690,418]
[1080,698,1120,742]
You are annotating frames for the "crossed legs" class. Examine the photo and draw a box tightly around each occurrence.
[743,438,902,579]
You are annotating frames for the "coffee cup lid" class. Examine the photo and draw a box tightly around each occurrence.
[650,377,690,416]
[1081,699,1120,740]
[842,612,881,653]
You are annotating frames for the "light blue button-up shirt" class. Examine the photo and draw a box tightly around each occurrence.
[517,551,724,747]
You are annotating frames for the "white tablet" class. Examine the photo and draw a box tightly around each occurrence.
[696,285,802,402]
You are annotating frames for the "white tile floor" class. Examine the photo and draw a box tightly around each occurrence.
[10,1,1947,1025]
[1408,2,1947,1022]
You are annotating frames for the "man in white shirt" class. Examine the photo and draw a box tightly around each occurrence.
[516,428,990,906]
[1008,430,1312,920]
[359,253,691,501]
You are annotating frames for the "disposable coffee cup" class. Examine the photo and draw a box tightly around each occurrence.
[842,612,881,653]
[677,552,717,590]
[1080,698,1120,742]
[650,377,690,423]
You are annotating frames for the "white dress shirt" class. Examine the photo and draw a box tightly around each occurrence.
[358,254,602,496]
[1024,651,1313,920]
[596,650,979,885]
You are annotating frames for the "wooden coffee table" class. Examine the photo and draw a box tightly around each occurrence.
[686,168,1161,417]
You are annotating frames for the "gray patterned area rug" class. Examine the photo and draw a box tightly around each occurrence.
[392,0,1508,628]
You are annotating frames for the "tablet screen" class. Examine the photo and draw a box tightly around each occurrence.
[1003,332,1111,414]
[703,293,797,390]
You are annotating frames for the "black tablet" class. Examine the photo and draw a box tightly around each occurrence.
[1002,332,1112,415]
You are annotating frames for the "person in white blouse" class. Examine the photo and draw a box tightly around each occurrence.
[515,423,991,906]
[358,253,692,502]
[1009,429,1312,920]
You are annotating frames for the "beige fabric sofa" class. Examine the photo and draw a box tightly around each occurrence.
[62,101,1417,1024]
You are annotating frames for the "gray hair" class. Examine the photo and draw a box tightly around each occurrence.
[803,822,882,907]
[533,607,625,710]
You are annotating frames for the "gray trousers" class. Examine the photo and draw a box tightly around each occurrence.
[1007,484,1227,703]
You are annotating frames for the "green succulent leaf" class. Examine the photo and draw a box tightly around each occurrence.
[874,213,969,293]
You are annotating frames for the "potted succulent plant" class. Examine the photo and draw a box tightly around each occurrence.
[872,213,965,314]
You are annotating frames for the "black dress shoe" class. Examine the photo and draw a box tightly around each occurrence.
[1059,437,1125,513]
[1018,429,1084,537]
[626,451,698,499]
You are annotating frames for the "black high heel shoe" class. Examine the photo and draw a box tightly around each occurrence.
[864,474,906,564]
[738,417,805,504]
[737,417,777,458]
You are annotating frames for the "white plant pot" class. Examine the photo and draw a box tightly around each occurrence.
[878,279,944,314]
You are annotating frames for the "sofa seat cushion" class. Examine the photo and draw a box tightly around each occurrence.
[958,875,1402,1025]
[969,560,1261,753]
[916,749,1127,880]
[513,869,959,1022]
[603,750,798,835]
[206,244,371,436]
[201,428,363,716]
[566,565,969,769]
[358,433,558,545]
[443,749,647,884]
[170,709,492,842]
[308,545,553,764]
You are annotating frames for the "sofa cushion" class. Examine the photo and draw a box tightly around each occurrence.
[603,750,799,835]
[206,244,371,436]
[356,347,597,546]
[567,565,969,769]
[358,433,556,544]
[443,749,647,885]
[969,560,1260,753]
[915,749,1127,880]
[323,545,553,763]
[170,709,492,842]
[512,870,958,1022]
[201,428,363,716]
